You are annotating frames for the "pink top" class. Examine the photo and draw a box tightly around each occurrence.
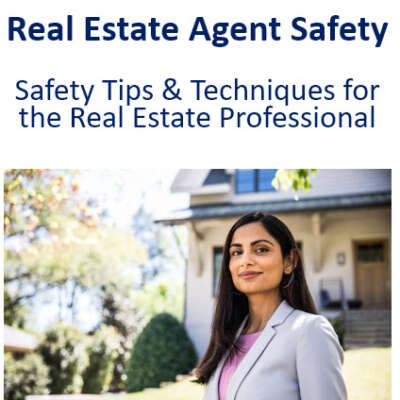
[218,331,262,400]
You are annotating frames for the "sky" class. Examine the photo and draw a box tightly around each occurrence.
[78,169,188,227]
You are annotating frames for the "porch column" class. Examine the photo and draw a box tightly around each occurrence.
[189,221,205,276]
[311,212,323,272]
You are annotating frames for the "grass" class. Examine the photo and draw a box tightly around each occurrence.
[100,347,390,400]
[102,379,204,400]
[343,348,391,400]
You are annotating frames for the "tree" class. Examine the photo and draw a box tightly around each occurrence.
[95,284,146,392]
[4,170,146,328]
[272,169,317,199]
[82,325,120,394]
[96,205,187,392]
[135,275,184,322]
[132,204,188,284]
[4,170,97,326]
[131,205,187,321]
[37,323,89,394]
[4,286,26,328]
[131,204,168,283]
[4,170,94,239]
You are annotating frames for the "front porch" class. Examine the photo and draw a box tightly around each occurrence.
[319,276,391,349]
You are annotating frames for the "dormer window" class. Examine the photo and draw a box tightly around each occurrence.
[235,169,277,193]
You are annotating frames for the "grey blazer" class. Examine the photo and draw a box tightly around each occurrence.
[203,300,347,400]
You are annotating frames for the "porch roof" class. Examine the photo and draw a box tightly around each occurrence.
[156,192,391,225]
[4,325,39,353]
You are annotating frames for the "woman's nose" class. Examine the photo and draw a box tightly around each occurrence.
[240,250,254,266]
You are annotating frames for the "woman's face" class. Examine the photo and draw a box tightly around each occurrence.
[229,222,292,296]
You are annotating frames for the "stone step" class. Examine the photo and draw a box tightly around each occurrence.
[346,318,392,325]
[346,333,391,340]
[339,309,391,348]
[345,340,391,346]
[344,336,392,344]
[345,318,391,324]
[346,339,391,345]
[345,319,390,325]
[346,330,391,337]
[345,310,391,319]
[346,333,391,339]
[344,319,391,348]
[347,320,390,324]
[346,326,390,332]
[346,325,391,330]
[345,328,391,336]
[345,343,391,349]
[346,323,390,328]
[346,310,390,313]
[346,324,390,329]
[346,309,390,312]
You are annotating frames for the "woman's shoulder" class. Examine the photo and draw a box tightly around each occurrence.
[289,309,336,337]
[287,309,342,351]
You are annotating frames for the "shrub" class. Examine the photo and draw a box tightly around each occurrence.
[4,352,50,400]
[125,313,197,392]
[37,323,88,394]
[82,325,119,394]
[328,316,345,346]
[98,285,145,392]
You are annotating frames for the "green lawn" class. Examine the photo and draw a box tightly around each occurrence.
[101,347,390,400]
[103,379,203,400]
[343,348,391,400]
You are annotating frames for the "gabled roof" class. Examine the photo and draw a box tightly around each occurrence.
[171,169,231,195]
[203,169,231,185]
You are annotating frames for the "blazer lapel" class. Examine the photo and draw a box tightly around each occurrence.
[208,315,249,400]
[226,300,295,400]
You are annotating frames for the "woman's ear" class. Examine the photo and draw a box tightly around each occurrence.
[284,249,298,274]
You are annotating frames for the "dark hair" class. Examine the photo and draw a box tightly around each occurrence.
[194,212,317,384]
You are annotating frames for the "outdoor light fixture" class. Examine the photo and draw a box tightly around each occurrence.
[336,252,346,266]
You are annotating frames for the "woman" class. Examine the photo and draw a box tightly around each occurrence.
[194,212,347,400]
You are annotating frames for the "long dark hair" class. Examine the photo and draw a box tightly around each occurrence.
[194,212,317,384]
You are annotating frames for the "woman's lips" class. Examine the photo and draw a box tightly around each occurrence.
[239,271,263,279]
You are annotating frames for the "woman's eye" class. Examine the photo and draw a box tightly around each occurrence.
[255,247,268,253]
[231,250,241,256]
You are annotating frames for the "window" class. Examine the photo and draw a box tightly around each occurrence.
[236,169,277,193]
[213,247,223,296]
[357,243,384,262]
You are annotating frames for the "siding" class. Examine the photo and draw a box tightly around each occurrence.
[189,169,391,206]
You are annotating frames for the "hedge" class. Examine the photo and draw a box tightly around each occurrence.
[4,352,50,400]
[125,313,197,392]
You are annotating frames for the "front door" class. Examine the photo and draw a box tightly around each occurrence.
[354,240,390,308]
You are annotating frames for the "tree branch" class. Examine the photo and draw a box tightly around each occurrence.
[5,272,31,283]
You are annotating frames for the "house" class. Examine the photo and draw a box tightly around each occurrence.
[157,169,391,355]
[4,325,38,354]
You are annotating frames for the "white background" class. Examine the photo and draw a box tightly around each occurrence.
[1,0,398,396]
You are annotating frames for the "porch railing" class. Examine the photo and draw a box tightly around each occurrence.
[319,278,348,324]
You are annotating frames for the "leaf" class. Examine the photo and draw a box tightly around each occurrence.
[269,169,317,198]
